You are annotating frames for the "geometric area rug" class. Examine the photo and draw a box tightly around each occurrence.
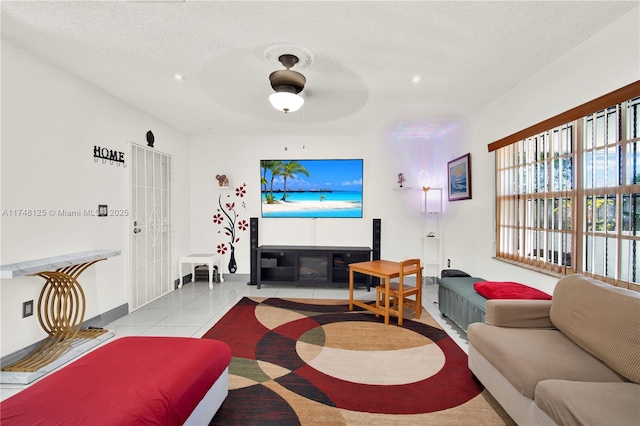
[202,297,515,425]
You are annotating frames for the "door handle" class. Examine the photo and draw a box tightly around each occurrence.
[133,228,141,234]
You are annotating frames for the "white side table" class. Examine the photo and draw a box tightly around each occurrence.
[178,254,224,289]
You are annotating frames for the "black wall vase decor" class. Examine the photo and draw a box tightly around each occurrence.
[146,130,155,148]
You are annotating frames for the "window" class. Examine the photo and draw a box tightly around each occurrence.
[495,95,640,291]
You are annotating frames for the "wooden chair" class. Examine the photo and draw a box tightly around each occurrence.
[375,258,422,326]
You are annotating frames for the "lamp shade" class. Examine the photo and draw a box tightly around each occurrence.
[269,91,304,113]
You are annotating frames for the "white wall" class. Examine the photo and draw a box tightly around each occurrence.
[189,134,413,275]
[0,38,191,356]
[444,8,640,294]
[189,124,467,276]
[190,8,639,296]
[189,7,639,289]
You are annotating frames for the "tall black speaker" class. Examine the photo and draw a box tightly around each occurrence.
[372,218,381,286]
[248,217,258,285]
[372,218,381,260]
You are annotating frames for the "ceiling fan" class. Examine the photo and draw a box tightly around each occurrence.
[268,54,306,113]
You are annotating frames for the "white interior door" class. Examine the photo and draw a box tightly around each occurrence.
[130,143,172,311]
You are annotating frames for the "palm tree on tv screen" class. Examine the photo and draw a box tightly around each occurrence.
[280,161,309,201]
[260,160,284,204]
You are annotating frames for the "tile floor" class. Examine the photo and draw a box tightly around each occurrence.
[103,277,468,349]
[0,278,468,401]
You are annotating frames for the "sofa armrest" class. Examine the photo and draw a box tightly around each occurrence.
[485,299,554,328]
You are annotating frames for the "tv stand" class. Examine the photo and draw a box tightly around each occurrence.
[257,245,371,289]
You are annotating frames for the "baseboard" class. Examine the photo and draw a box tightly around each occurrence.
[180,273,249,283]
[82,303,129,329]
[174,273,193,289]
[223,273,249,282]
[1,303,128,369]
[176,273,249,285]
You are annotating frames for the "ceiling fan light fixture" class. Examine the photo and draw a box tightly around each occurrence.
[268,53,307,113]
[269,91,304,113]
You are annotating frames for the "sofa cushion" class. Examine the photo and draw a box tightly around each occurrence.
[550,274,640,383]
[535,380,640,426]
[467,323,625,399]
[485,299,554,329]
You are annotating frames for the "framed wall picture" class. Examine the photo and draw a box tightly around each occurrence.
[447,153,472,201]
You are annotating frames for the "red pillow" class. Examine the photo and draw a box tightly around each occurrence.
[474,281,552,300]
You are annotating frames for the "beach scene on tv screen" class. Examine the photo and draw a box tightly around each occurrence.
[261,159,363,218]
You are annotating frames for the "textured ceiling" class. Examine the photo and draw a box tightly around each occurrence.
[1,1,637,136]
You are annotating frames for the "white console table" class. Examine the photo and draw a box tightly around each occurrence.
[0,249,121,373]
[0,249,120,278]
[178,253,224,290]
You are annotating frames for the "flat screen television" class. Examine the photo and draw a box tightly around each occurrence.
[260,159,363,218]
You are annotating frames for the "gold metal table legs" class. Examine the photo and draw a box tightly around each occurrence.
[2,260,108,372]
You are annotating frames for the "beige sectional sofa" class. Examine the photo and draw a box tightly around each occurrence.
[467,274,640,426]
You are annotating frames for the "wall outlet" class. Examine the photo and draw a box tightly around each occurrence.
[22,300,33,318]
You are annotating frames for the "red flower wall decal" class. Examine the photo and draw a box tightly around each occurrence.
[213,183,247,274]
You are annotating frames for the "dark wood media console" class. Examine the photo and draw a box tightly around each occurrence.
[257,245,372,289]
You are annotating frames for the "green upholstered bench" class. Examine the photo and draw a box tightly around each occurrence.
[437,274,487,332]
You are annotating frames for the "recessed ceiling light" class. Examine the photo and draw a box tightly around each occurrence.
[173,73,185,81]
[411,76,421,84]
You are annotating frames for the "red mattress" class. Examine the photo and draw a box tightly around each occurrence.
[474,281,552,300]
[0,336,232,425]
